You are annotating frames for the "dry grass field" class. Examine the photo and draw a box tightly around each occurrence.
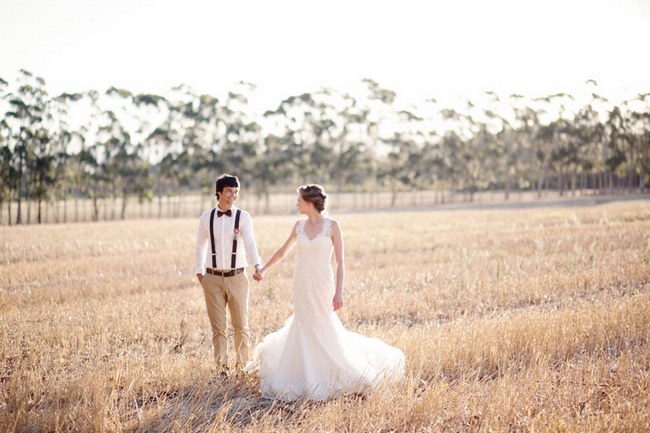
[1,198,649,432]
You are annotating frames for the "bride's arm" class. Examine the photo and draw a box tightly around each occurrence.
[259,222,298,275]
[332,220,345,311]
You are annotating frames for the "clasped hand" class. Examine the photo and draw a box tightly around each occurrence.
[253,267,264,282]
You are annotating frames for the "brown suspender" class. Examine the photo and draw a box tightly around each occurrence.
[231,209,241,268]
[209,208,217,268]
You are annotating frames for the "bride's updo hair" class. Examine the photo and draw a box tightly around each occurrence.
[298,184,327,213]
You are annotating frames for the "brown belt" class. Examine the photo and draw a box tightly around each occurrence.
[205,268,244,277]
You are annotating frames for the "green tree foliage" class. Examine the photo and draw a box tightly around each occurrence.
[0,72,648,223]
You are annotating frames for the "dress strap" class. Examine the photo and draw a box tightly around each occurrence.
[323,218,332,238]
[295,220,306,236]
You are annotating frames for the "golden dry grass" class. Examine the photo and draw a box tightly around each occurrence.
[1,199,649,432]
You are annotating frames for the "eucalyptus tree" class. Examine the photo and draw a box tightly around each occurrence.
[603,105,631,192]
[527,94,563,197]
[324,88,374,194]
[627,93,650,190]
[266,92,323,184]
[132,92,168,215]
[437,104,488,200]
[461,93,517,201]
[305,90,339,183]
[252,133,294,213]
[476,91,521,199]
[0,118,14,224]
[148,85,207,215]
[216,83,261,183]
[377,109,424,206]
[608,95,650,191]
[104,87,153,219]
[186,91,221,197]
[4,69,51,223]
[77,89,108,221]
[274,87,373,195]
[361,78,399,204]
[50,92,84,222]
[507,97,543,195]
[565,89,607,194]
[0,76,13,223]
[254,94,300,211]
[410,97,453,203]
[533,92,578,196]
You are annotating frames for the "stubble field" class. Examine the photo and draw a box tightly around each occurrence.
[1,198,649,432]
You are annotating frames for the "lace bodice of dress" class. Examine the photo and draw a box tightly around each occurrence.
[295,218,333,267]
[296,218,332,241]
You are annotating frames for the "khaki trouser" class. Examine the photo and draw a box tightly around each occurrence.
[200,271,250,368]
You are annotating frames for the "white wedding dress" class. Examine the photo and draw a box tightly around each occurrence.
[247,218,405,401]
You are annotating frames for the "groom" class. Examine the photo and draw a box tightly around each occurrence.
[195,174,263,377]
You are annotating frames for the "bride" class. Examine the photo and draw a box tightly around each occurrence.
[247,184,405,401]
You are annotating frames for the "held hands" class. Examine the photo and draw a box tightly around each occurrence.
[332,292,344,311]
[253,266,264,282]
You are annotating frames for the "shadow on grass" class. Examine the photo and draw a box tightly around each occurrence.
[133,374,366,432]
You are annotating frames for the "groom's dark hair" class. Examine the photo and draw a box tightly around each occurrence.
[215,174,240,198]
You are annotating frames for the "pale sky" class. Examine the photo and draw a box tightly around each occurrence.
[1,0,649,112]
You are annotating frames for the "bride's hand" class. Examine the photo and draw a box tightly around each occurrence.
[332,292,343,311]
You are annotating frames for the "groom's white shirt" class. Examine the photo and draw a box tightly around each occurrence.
[195,205,262,273]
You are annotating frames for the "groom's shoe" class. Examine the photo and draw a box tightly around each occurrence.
[234,362,248,379]
[215,364,230,380]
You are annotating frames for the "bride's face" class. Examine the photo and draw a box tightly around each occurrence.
[296,194,311,214]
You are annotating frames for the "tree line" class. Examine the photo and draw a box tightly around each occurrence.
[1,69,649,224]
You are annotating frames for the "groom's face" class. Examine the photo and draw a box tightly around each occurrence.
[219,186,239,207]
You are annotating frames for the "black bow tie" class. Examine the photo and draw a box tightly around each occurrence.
[217,209,232,217]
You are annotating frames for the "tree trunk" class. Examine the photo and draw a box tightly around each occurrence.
[537,165,546,199]
[111,196,116,220]
[16,155,23,224]
[607,171,613,194]
[92,189,99,222]
[26,190,31,224]
[121,191,128,220]
[6,193,11,225]
[571,172,577,197]
[597,173,602,194]
[628,172,634,193]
